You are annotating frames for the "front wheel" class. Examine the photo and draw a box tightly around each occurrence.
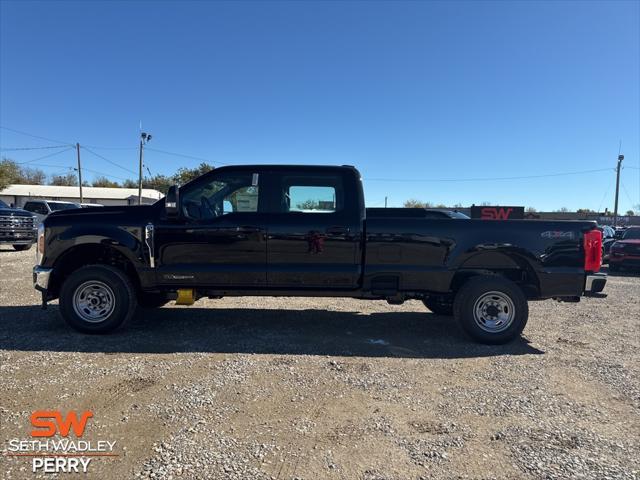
[453,276,528,344]
[59,265,136,334]
[13,244,32,251]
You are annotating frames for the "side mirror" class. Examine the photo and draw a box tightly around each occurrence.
[165,185,180,219]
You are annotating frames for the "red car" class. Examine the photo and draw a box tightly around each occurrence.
[609,227,640,272]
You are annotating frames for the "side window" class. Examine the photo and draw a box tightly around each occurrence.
[279,175,343,214]
[181,172,259,221]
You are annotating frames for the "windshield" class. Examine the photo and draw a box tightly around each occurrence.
[449,211,470,219]
[49,202,80,211]
[622,228,640,240]
[0,199,8,208]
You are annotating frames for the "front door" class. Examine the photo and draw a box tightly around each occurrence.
[154,170,266,287]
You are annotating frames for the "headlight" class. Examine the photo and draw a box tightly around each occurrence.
[36,223,45,264]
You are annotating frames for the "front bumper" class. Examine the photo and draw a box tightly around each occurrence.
[585,272,607,294]
[33,266,53,292]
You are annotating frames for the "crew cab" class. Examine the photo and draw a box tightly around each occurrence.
[0,199,37,251]
[33,165,606,344]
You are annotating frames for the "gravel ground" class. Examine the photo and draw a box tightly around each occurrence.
[1,247,639,479]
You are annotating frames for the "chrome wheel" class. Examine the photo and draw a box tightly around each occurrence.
[72,281,116,323]
[472,291,515,333]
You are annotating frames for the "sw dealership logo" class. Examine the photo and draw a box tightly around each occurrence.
[4,410,118,474]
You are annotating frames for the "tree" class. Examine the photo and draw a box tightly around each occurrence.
[91,177,120,188]
[51,173,78,186]
[20,167,47,185]
[173,163,214,186]
[296,199,319,210]
[526,206,537,213]
[576,208,596,214]
[556,207,569,213]
[625,210,635,216]
[143,174,173,194]
[0,159,20,190]
[403,199,432,208]
[1,159,48,187]
[122,179,137,189]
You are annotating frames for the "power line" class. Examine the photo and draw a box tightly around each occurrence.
[82,145,138,150]
[0,126,73,146]
[23,163,74,169]
[81,146,137,175]
[0,145,70,151]
[81,167,130,182]
[364,167,613,183]
[597,177,615,213]
[144,147,229,166]
[16,147,75,165]
[620,181,635,207]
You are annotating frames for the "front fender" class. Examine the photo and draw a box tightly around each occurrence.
[43,225,145,269]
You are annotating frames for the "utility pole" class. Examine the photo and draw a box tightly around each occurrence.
[613,154,624,226]
[138,132,152,205]
[384,196,388,208]
[76,143,83,203]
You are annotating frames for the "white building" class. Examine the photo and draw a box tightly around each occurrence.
[0,184,164,207]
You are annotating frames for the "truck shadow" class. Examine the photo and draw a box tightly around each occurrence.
[0,305,544,359]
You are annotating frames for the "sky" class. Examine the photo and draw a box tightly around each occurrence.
[1,0,639,211]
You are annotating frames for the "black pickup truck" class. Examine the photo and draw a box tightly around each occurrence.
[33,165,606,343]
[0,199,37,251]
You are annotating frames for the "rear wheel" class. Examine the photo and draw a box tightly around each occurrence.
[423,299,453,316]
[59,265,136,334]
[13,244,32,251]
[453,275,528,344]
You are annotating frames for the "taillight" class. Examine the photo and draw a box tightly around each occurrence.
[583,229,602,272]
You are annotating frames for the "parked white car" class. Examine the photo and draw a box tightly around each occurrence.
[22,200,81,224]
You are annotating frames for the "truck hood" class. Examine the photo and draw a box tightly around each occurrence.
[47,204,157,219]
[0,207,34,218]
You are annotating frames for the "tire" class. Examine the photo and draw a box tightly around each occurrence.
[423,299,453,316]
[59,265,136,334]
[609,263,620,272]
[453,275,528,344]
[13,244,32,251]
[138,292,169,309]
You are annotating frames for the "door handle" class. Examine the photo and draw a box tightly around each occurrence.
[326,226,350,235]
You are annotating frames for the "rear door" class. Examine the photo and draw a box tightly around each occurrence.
[265,170,362,289]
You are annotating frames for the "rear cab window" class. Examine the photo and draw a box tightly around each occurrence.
[277,174,344,214]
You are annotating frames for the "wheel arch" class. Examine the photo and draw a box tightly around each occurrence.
[450,250,541,298]
[48,243,142,299]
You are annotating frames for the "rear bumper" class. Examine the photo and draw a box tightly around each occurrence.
[585,272,607,294]
[33,266,52,292]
